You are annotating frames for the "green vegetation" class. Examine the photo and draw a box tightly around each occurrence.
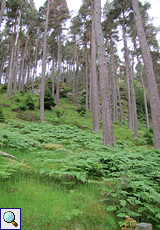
[0,89,160,229]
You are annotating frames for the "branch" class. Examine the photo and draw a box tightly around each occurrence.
[0,151,18,160]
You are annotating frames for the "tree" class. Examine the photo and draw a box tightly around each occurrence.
[40,0,50,121]
[91,0,99,133]
[94,0,114,147]
[132,0,160,148]
[0,0,6,26]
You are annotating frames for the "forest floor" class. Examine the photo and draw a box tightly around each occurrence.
[0,90,159,230]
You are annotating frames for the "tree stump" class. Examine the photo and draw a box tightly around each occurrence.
[136,223,152,230]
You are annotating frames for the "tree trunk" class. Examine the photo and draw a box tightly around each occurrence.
[130,55,138,138]
[122,5,132,130]
[0,0,6,26]
[85,38,88,112]
[91,0,99,133]
[132,0,160,148]
[40,0,50,121]
[0,55,4,84]
[18,28,29,92]
[51,51,55,97]
[137,57,149,130]
[73,34,77,106]
[109,29,117,122]
[32,38,38,94]
[94,0,114,147]
[56,33,62,107]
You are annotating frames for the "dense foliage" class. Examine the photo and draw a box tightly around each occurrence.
[0,120,160,228]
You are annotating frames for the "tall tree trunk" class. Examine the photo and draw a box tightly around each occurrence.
[7,40,15,99]
[109,29,117,122]
[115,68,123,123]
[56,33,62,107]
[51,51,55,97]
[94,0,114,146]
[85,38,88,112]
[132,0,160,148]
[40,0,50,121]
[137,57,149,130]
[18,28,29,92]
[73,34,77,106]
[0,0,6,26]
[91,0,99,133]
[32,38,38,94]
[0,55,4,84]
[122,5,132,130]
[130,55,138,137]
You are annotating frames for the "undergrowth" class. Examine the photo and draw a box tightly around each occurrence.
[0,120,160,229]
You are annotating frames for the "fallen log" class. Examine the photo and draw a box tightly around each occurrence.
[0,151,18,160]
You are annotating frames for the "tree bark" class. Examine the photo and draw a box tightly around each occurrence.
[56,33,62,107]
[122,5,132,130]
[85,38,88,112]
[94,0,114,147]
[51,51,55,97]
[132,0,160,148]
[91,0,99,133]
[0,0,6,26]
[40,0,50,121]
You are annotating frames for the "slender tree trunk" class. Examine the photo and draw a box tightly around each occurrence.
[130,55,138,137]
[109,29,117,122]
[32,38,38,94]
[132,0,160,148]
[0,55,4,84]
[40,0,50,121]
[19,28,29,92]
[51,51,55,97]
[94,0,114,146]
[115,69,123,123]
[7,40,15,99]
[91,0,99,133]
[0,0,6,26]
[73,34,77,106]
[137,57,149,130]
[56,33,62,107]
[85,38,88,112]
[122,5,132,130]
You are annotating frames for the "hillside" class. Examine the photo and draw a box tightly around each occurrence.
[0,88,159,230]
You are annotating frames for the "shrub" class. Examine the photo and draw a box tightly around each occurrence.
[20,90,26,96]
[143,129,154,146]
[77,105,86,116]
[0,84,7,93]
[15,98,21,102]
[44,88,56,110]
[25,94,35,110]
[0,105,5,122]
[16,112,40,121]
[18,103,27,111]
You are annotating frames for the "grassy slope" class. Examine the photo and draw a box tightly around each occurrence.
[0,91,155,229]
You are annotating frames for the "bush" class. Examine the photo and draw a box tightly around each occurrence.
[44,88,56,110]
[25,94,35,110]
[0,106,5,122]
[15,98,21,102]
[19,103,27,111]
[143,128,154,146]
[16,112,40,121]
[20,90,26,96]
[77,105,86,116]
[0,84,7,93]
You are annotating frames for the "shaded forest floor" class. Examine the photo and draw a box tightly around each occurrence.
[0,89,159,230]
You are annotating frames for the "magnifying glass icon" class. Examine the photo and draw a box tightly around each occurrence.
[3,211,18,227]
